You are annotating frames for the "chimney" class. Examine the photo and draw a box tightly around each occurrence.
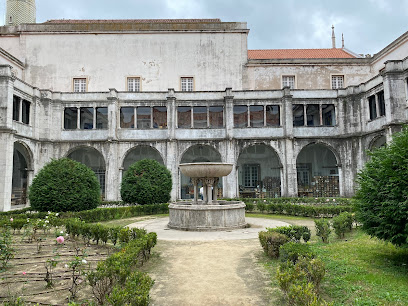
[342,33,344,48]
[331,25,336,48]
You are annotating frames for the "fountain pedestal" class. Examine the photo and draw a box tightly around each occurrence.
[168,163,246,231]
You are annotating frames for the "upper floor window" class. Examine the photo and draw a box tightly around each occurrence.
[73,78,87,92]
[12,95,30,125]
[368,90,386,120]
[177,105,224,128]
[282,76,295,89]
[127,77,140,92]
[181,77,194,92]
[234,105,280,128]
[64,107,108,130]
[332,75,344,89]
[120,106,167,129]
[293,104,336,127]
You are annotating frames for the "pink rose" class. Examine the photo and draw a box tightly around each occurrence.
[10,218,13,222]
[22,272,26,275]
[56,236,65,244]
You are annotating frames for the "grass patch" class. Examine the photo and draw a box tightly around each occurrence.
[98,214,168,227]
[311,230,408,305]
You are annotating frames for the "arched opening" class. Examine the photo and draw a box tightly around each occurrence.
[370,135,386,151]
[122,146,164,171]
[180,145,222,199]
[11,143,31,205]
[67,147,106,198]
[237,144,281,198]
[296,143,339,197]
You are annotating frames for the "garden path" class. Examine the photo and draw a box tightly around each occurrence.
[132,216,314,306]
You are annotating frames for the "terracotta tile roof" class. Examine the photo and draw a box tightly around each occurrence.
[248,48,356,59]
[44,19,221,24]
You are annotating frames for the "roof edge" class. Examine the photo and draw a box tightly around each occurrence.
[0,47,25,68]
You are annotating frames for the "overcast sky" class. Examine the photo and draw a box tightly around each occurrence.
[1,0,407,55]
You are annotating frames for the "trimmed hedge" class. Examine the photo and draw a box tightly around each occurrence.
[29,158,101,212]
[267,225,311,243]
[243,197,353,206]
[121,159,172,205]
[245,201,353,217]
[259,231,289,258]
[280,242,316,264]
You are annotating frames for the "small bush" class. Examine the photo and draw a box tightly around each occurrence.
[268,225,311,243]
[29,158,100,212]
[314,219,331,243]
[245,202,255,212]
[277,256,326,305]
[259,231,289,258]
[121,159,172,205]
[332,212,354,239]
[280,242,315,264]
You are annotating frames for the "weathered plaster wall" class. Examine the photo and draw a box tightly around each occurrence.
[21,32,247,92]
[245,64,372,90]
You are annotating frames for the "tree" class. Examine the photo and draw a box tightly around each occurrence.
[29,158,100,212]
[121,159,172,205]
[355,127,408,246]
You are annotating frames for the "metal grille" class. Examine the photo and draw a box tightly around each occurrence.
[282,76,295,89]
[181,77,194,91]
[331,75,344,89]
[73,78,87,92]
[128,77,140,92]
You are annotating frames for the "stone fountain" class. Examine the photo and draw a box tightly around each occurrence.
[168,162,246,231]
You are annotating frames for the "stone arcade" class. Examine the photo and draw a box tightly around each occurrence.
[0,1,408,211]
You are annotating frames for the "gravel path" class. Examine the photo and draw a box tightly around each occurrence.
[128,216,299,305]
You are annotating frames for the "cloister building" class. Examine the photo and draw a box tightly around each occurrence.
[0,6,407,211]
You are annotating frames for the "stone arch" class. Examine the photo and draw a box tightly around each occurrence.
[122,145,164,171]
[66,146,106,197]
[369,135,387,151]
[179,144,222,199]
[11,141,33,205]
[237,143,282,198]
[296,142,340,197]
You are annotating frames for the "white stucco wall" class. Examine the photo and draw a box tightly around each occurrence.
[21,32,247,92]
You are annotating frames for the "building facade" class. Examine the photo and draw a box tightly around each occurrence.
[0,16,407,211]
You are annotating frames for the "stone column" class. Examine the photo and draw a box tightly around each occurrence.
[192,178,199,203]
[223,89,238,198]
[0,66,15,211]
[281,87,297,197]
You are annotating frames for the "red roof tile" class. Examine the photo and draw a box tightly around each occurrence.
[44,19,221,24]
[248,49,356,59]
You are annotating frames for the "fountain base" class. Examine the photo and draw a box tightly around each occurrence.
[168,201,246,231]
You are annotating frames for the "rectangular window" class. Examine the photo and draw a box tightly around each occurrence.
[209,106,224,128]
[64,107,78,130]
[178,106,191,128]
[13,96,20,121]
[153,106,167,128]
[243,164,259,188]
[266,105,280,126]
[193,106,207,128]
[377,91,386,117]
[21,100,30,125]
[127,77,140,92]
[73,78,87,92]
[80,107,94,129]
[368,95,377,120]
[306,104,320,126]
[322,104,336,126]
[234,105,248,128]
[181,77,194,92]
[96,107,108,129]
[331,75,344,89]
[282,76,295,89]
[137,107,151,129]
[250,105,264,127]
[293,105,304,126]
[120,107,134,128]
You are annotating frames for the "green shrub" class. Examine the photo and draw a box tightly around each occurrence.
[245,201,255,212]
[268,225,311,243]
[257,201,266,213]
[259,231,289,258]
[280,242,315,264]
[277,256,326,305]
[121,159,172,205]
[355,127,408,247]
[332,212,354,239]
[314,219,331,243]
[29,158,100,212]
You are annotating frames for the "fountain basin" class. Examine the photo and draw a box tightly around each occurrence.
[179,163,233,178]
[168,201,246,231]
